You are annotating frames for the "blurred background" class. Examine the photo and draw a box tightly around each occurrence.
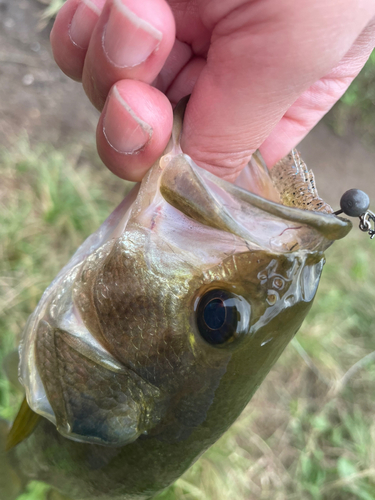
[0,1,375,499]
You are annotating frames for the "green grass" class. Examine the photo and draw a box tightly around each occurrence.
[0,137,375,500]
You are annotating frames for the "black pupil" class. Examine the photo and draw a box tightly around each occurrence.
[204,298,226,330]
[196,290,240,346]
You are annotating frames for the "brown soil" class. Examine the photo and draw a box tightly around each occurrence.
[0,0,98,147]
[1,0,374,214]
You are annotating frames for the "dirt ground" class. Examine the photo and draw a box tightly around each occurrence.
[0,0,98,147]
[1,0,374,213]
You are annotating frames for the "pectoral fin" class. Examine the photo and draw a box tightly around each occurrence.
[6,397,41,451]
[35,323,164,446]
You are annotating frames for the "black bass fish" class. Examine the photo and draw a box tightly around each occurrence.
[1,99,351,500]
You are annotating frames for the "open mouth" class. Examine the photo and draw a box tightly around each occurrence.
[159,147,352,253]
[162,97,352,252]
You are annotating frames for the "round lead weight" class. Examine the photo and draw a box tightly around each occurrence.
[340,189,370,217]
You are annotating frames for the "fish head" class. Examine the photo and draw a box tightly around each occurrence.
[19,101,351,449]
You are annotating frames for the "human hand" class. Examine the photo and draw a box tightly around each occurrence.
[51,0,375,182]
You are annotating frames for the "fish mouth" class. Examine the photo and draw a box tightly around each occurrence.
[160,154,351,254]
[159,98,352,253]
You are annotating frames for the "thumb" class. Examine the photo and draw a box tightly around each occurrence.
[180,0,375,182]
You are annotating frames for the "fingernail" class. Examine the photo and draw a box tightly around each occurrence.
[70,0,106,49]
[103,0,162,68]
[103,86,152,154]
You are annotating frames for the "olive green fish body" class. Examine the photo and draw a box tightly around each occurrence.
[3,101,351,499]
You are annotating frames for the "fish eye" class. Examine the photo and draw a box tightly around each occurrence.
[196,289,251,346]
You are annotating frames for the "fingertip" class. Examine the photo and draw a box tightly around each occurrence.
[51,0,105,81]
[96,80,173,181]
[82,0,176,110]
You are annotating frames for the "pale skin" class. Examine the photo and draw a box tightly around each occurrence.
[51,0,375,183]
